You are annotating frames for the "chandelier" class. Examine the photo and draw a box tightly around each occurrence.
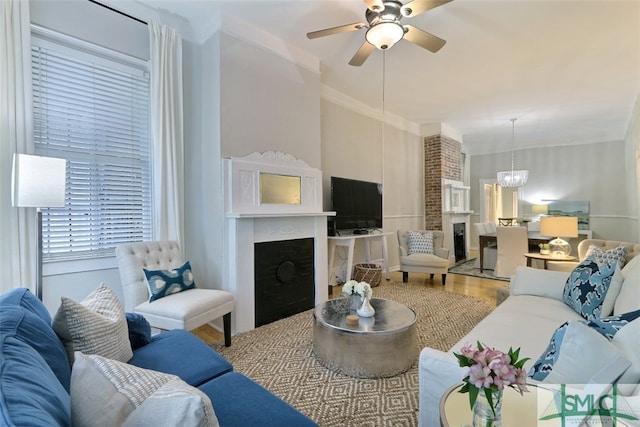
[497,118,528,187]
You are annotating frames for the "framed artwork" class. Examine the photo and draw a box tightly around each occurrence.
[548,200,590,230]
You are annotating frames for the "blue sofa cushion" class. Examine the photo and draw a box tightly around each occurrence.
[0,307,71,392]
[0,336,71,427]
[125,312,152,349]
[0,288,51,324]
[128,329,232,386]
[198,372,318,427]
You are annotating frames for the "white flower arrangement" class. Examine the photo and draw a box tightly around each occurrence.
[341,280,372,299]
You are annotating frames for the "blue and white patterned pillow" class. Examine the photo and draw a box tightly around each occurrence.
[585,245,628,268]
[527,316,640,384]
[582,309,640,340]
[407,231,434,255]
[528,321,569,381]
[144,261,196,303]
[563,259,617,320]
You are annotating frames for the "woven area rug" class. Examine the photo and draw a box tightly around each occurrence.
[211,281,495,426]
[448,258,509,282]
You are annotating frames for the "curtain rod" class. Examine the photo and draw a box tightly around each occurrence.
[88,0,148,26]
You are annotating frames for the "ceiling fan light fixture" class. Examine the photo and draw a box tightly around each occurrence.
[365,22,404,50]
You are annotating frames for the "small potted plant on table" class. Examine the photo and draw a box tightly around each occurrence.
[539,243,550,255]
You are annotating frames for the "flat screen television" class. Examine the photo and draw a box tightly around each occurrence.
[331,176,382,231]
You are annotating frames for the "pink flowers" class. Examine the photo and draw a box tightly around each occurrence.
[454,342,530,414]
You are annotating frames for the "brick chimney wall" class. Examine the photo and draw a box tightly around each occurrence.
[424,134,463,230]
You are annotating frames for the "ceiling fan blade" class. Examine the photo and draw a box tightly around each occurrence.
[307,23,366,39]
[349,41,376,66]
[401,0,453,18]
[403,25,446,53]
[363,0,384,12]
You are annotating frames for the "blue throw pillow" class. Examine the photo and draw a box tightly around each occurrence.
[562,259,616,320]
[143,260,196,302]
[0,288,51,324]
[581,309,640,340]
[0,307,71,392]
[528,321,569,381]
[125,313,152,349]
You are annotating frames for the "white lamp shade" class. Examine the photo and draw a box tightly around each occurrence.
[12,154,66,208]
[540,216,578,238]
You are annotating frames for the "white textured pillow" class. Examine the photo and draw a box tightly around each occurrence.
[71,352,219,427]
[542,322,630,386]
[621,254,640,278]
[615,265,640,316]
[52,283,132,363]
[510,266,570,301]
[600,264,624,317]
[612,318,640,395]
[407,231,434,255]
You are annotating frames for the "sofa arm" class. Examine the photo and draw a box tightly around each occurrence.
[418,347,464,427]
[510,266,570,301]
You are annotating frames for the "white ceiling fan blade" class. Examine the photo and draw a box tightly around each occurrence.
[403,25,446,52]
[349,41,376,66]
[401,0,453,18]
[307,23,367,39]
[363,0,384,12]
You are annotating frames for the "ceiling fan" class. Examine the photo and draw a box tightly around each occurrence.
[307,0,452,66]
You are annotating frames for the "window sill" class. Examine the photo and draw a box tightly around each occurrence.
[43,256,118,277]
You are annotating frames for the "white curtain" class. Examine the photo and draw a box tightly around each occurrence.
[0,0,35,294]
[149,22,184,247]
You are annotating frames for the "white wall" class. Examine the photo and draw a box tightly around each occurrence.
[625,94,640,242]
[470,140,633,242]
[320,100,424,280]
[218,32,321,164]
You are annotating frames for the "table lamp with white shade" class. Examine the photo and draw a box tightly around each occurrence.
[11,154,66,300]
[540,216,578,257]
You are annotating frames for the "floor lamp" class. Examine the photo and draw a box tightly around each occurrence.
[11,154,66,300]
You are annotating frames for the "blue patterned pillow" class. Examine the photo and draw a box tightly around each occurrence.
[125,312,152,349]
[407,231,434,255]
[581,309,640,340]
[563,259,617,320]
[527,317,637,383]
[585,245,628,268]
[528,321,569,381]
[144,261,196,303]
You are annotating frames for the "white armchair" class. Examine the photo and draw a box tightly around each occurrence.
[397,230,450,285]
[115,240,234,346]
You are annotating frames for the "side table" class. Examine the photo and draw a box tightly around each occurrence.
[440,383,554,427]
[524,252,577,270]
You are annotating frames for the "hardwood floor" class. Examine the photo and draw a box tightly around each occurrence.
[192,251,505,345]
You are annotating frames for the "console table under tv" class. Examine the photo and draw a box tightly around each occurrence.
[328,232,392,289]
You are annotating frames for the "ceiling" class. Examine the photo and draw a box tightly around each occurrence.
[135,0,640,155]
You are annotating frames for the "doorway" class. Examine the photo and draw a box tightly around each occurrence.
[479,179,522,224]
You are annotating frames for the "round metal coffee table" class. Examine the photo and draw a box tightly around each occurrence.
[312,298,417,378]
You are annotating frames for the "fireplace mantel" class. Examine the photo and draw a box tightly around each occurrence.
[224,152,331,333]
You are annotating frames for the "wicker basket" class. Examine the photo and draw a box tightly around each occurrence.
[353,263,382,288]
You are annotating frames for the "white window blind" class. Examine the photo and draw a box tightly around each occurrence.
[32,34,152,260]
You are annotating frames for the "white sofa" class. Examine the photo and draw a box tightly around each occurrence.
[418,250,640,426]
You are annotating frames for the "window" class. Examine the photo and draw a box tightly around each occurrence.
[31,31,151,261]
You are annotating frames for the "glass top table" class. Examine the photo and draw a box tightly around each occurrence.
[312,298,417,378]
